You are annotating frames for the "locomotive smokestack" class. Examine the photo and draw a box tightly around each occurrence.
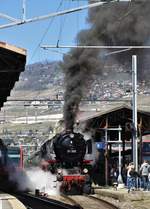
[62,1,150,129]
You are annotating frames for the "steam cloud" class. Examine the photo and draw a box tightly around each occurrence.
[10,167,59,195]
[26,167,59,195]
[62,1,150,130]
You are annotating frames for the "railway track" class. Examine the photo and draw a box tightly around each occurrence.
[11,191,119,209]
[15,192,81,209]
[61,194,119,209]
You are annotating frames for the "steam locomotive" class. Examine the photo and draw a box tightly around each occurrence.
[40,131,94,194]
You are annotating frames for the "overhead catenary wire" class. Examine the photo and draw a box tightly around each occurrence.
[104,48,132,56]
[0,1,117,29]
[41,45,150,49]
[52,48,132,57]
[30,0,64,63]
[52,0,83,57]
[42,0,145,53]
[41,45,150,58]
[57,0,70,45]
[55,0,71,57]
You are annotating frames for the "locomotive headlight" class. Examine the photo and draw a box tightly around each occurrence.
[70,133,74,138]
[83,168,88,174]
[57,169,62,174]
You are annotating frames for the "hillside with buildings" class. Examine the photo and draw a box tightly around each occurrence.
[11,60,150,102]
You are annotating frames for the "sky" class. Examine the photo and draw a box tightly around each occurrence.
[0,0,89,64]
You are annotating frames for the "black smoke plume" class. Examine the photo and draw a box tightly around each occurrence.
[88,0,150,79]
[62,1,150,130]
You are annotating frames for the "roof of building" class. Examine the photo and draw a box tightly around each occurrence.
[0,41,26,109]
[77,102,150,122]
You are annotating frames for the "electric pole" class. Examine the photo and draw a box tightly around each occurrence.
[132,55,138,172]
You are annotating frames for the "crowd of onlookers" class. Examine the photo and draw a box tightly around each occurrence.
[110,160,150,193]
[126,160,150,193]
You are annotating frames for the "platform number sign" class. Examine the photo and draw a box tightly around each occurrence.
[96,142,105,150]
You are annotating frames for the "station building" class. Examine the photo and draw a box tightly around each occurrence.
[77,103,150,185]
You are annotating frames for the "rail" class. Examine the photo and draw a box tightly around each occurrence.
[15,192,81,209]
[60,194,119,209]
[86,195,119,209]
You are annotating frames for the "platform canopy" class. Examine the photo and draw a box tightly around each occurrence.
[77,104,150,136]
[0,41,26,109]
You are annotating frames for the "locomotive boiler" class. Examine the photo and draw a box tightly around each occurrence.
[53,131,86,165]
[40,131,93,167]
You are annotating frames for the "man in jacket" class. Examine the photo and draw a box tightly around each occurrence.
[140,160,150,191]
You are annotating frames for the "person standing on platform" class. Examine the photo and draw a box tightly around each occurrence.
[110,166,118,187]
[140,160,150,191]
[126,162,135,193]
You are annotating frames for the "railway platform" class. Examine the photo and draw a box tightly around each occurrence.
[0,192,26,209]
[94,186,150,209]
[94,186,150,201]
